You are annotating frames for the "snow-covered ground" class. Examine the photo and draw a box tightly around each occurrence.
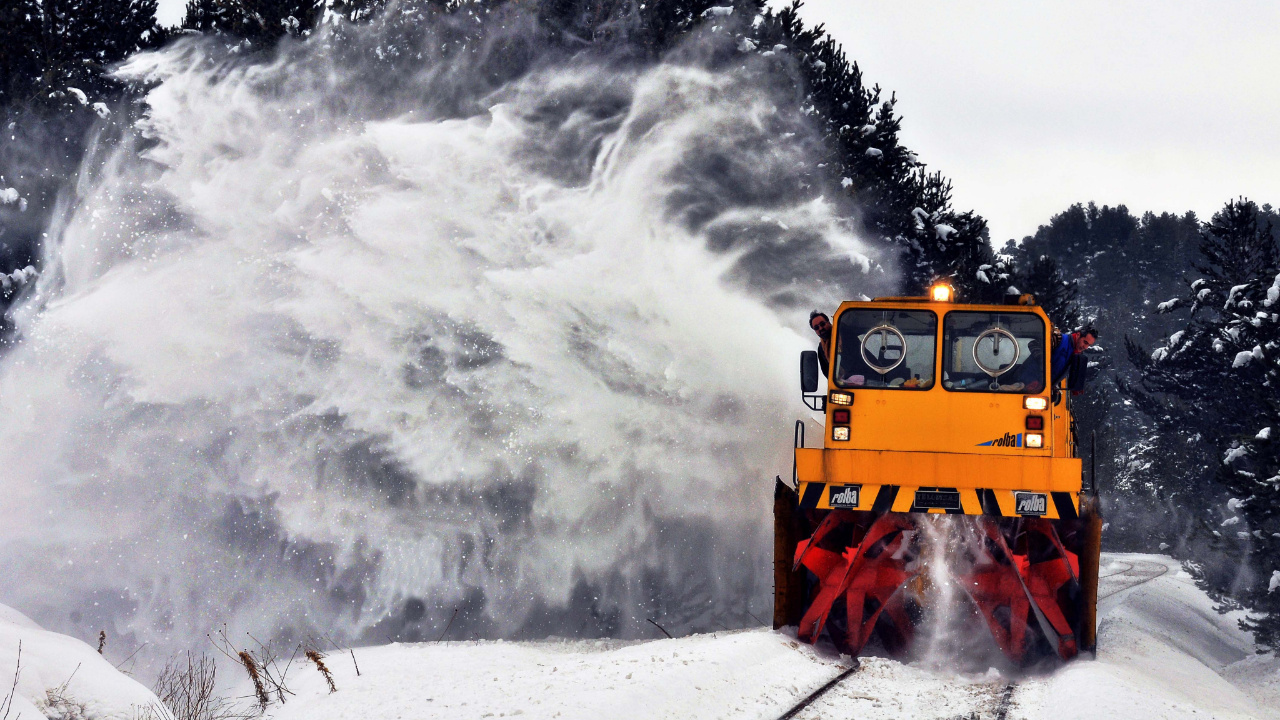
[260,553,1279,720]
[2,553,1277,719]
[0,605,157,719]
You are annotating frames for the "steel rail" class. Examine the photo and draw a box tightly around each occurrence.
[1099,561,1168,600]
[773,661,860,720]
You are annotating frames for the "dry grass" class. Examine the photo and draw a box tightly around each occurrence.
[236,652,269,711]
[140,651,252,720]
[304,650,336,693]
[210,628,297,712]
[1,641,20,720]
[42,667,90,720]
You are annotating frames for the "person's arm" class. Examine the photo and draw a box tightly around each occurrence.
[818,340,830,378]
[1050,335,1071,384]
[1066,353,1088,393]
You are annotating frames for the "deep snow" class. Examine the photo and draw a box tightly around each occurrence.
[2,553,1277,719]
[0,605,157,719]
[259,553,1279,720]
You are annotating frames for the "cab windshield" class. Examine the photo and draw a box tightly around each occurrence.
[942,311,1046,393]
[834,308,937,390]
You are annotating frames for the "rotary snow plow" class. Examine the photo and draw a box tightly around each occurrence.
[774,287,1103,665]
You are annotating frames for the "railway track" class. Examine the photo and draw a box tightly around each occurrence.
[1098,559,1169,600]
[774,661,861,720]
[772,559,1173,719]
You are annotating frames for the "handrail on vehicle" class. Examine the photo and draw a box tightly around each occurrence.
[792,420,805,490]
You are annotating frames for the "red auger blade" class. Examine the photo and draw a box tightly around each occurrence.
[795,513,917,655]
[1014,519,1081,660]
[962,519,1035,662]
[962,517,1082,663]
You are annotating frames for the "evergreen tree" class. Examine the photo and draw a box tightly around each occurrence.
[4,0,161,107]
[183,0,324,41]
[1004,251,1079,329]
[0,0,161,338]
[0,0,43,107]
[1127,199,1280,650]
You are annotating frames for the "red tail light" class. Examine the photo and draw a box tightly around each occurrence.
[1025,415,1044,431]
[833,409,851,424]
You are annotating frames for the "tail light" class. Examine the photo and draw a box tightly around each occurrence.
[832,409,851,423]
[1025,415,1044,430]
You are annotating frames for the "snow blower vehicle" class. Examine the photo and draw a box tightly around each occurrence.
[773,285,1103,664]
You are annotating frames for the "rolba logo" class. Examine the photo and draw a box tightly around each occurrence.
[829,485,861,508]
[1015,492,1048,516]
[977,432,1023,448]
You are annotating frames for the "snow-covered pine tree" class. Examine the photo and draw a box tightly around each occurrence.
[1003,252,1080,329]
[747,2,1006,301]
[183,0,325,41]
[1127,198,1280,650]
[0,0,161,341]
[0,0,44,107]
[1,0,159,107]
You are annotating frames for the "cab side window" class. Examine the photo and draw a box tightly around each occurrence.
[942,312,1046,393]
[834,309,937,389]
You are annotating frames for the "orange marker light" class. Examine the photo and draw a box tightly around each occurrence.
[930,283,953,302]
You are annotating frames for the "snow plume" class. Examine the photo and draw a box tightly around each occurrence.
[0,6,891,665]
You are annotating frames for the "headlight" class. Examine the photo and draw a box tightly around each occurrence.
[829,392,853,406]
[1024,397,1048,410]
[832,426,851,441]
[1025,433,1043,448]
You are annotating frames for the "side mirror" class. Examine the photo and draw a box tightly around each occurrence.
[800,350,819,394]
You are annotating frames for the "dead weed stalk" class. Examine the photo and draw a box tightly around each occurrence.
[303,649,336,693]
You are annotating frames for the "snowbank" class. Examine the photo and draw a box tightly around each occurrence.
[0,605,158,720]
[1018,553,1280,720]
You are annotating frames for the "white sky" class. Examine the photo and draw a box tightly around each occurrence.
[157,0,185,26]
[154,0,1280,241]
[776,0,1280,242]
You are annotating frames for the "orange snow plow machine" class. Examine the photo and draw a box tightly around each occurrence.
[774,286,1103,664]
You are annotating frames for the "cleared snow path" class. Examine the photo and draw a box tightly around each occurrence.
[262,553,1279,720]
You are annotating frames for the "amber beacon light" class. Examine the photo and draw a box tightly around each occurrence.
[930,283,954,302]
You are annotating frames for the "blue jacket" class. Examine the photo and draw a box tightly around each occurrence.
[1051,333,1073,382]
[1052,332,1090,392]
